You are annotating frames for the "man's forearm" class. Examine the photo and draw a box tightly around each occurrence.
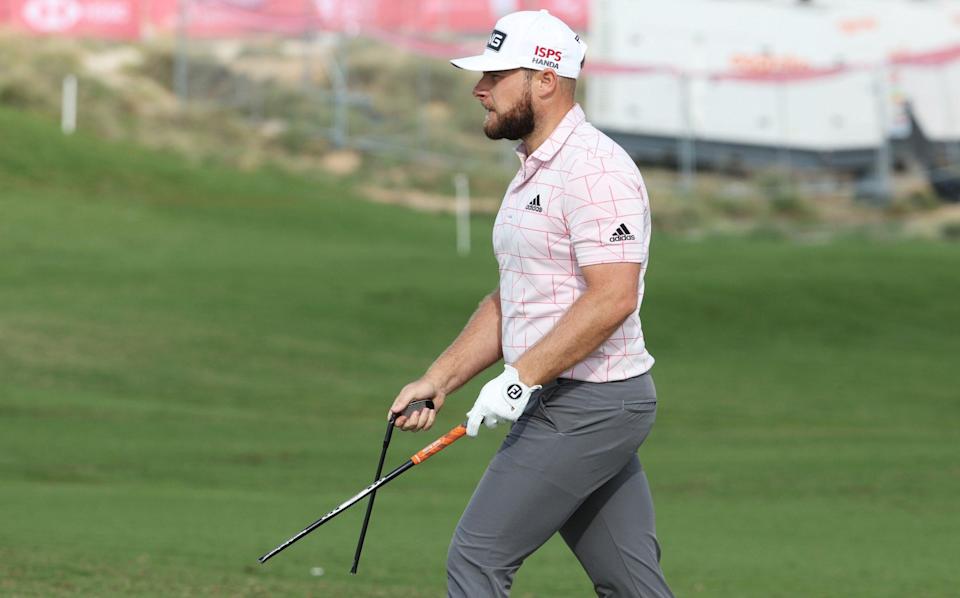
[423,289,503,395]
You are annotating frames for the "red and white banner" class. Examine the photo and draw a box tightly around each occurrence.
[366,0,587,33]
[309,0,587,34]
[1,0,589,39]
[144,0,588,38]
[146,0,321,38]
[7,0,140,39]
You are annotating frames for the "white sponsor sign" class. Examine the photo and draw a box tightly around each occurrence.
[22,0,82,32]
[83,1,131,24]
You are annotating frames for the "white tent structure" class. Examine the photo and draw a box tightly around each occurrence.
[586,0,960,194]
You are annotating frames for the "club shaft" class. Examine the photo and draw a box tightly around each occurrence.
[349,487,381,573]
[258,423,466,565]
[350,419,396,573]
[258,460,414,564]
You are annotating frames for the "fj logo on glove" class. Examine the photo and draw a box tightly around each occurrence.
[466,365,541,436]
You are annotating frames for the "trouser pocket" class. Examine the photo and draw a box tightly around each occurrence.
[622,398,657,414]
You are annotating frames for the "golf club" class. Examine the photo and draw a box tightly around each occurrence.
[350,398,435,574]
[258,420,466,564]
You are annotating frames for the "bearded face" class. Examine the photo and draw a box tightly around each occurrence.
[482,81,536,141]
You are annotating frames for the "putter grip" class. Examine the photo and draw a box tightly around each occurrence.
[410,424,467,464]
[402,399,434,417]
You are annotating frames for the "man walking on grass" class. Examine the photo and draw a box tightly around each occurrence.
[389,10,674,597]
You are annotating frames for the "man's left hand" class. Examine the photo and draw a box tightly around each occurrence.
[466,365,541,437]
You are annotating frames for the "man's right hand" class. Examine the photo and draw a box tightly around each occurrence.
[390,378,445,432]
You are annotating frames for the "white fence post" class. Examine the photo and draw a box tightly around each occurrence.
[61,74,77,135]
[678,72,696,193]
[454,173,471,257]
[872,67,893,202]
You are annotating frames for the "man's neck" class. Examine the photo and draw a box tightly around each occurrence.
[521,101,576,156]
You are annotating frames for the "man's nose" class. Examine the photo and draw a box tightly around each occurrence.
[473,78,490,99]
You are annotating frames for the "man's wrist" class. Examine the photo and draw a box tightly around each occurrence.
[422,370,452,396]
[509,362,541,388]
[503,364,541,395]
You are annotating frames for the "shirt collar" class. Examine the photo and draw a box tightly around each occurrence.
[514,103,586,180]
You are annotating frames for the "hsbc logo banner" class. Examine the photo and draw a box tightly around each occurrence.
[11,0,140,39]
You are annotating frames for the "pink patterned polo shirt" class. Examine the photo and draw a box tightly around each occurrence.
[493,103,655,382]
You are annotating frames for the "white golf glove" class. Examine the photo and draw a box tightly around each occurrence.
[465,365,541,437]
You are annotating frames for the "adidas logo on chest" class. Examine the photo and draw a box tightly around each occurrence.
[524,194,543,213]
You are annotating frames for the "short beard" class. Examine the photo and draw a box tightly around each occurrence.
[483,85,535,141]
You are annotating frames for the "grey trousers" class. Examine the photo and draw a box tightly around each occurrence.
[447,373,674,598]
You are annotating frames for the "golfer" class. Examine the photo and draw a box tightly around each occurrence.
[389,10,673,597]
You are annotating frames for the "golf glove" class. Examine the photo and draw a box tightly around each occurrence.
[466,365,541,437]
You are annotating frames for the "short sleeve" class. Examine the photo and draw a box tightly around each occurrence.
[562,158,650,267]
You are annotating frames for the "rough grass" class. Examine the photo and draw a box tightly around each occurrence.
[1,108,959,596]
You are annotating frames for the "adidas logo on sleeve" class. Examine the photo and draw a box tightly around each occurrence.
[608,223,636,242]
[525,194,543,213]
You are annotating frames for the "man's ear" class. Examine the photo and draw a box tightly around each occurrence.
[535,69,559,96]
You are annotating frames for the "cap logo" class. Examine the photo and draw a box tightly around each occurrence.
[487,29,507,52]
[534,46,563,62]
[532,45,562,69]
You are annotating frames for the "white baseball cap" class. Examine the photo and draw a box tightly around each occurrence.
[451,9,588,80]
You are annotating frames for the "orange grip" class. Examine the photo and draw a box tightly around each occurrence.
[411,424,467,464]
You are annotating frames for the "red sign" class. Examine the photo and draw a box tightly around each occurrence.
[144,0,588,38]
[146,0,320,38]
[2,0,590,40]
[9,0,140,38]
[533,0,588,30]
[373,0,492,33]
[370,0,587,34]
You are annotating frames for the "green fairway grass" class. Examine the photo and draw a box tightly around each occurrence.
[2,108,958,597]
